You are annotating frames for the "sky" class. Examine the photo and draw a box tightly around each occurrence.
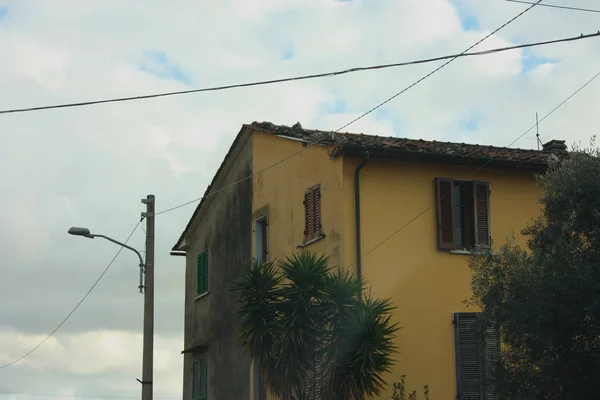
[0,0,599,399]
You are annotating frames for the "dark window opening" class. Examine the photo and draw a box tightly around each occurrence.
[435,178,490,250]
[254,215,269,263]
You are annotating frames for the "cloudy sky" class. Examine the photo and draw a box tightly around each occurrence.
[0,0,599,399]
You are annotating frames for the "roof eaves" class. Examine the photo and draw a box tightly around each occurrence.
[336,144,550,170]
[171,123,253,253]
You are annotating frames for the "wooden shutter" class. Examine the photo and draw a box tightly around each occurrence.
[313,186,321,237]
[474,182,490,246]
[193,356,208,400]
[260,219,268,262]
[196,254,203,295]
[304,185,321,241]
[314,357,323,399]
[303,356,323,399]
[483,320,500,400]
[454,313,484,400]
[435,178,455,250]
[197,252,208,295]
[304,189,314,240]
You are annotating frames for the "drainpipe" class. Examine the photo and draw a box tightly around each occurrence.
[354,151,369,283]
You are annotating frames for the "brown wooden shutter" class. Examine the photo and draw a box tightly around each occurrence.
[435,178,455,250]
[304,189,314,240]
[304,185,321,241]
[303,356,323,399]
[474,182,490,246]
[313,186,321,236]
[454,312,484,400]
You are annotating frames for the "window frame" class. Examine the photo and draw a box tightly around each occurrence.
[196,250,209,296]
[435,178,491,251]
[303,184,322,243]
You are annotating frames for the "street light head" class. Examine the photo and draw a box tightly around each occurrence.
[68,227,93,238]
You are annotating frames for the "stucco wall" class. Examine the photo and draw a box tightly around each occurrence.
[342,155,543,399]
[251,131,346,267]
[182,131,253,400]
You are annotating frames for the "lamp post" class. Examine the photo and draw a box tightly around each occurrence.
[68,227,145,291]
[68,194,155,400]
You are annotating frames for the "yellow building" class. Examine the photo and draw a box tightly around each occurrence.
[171,121,567,400]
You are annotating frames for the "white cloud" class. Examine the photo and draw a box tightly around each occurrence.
[0,0,599,397]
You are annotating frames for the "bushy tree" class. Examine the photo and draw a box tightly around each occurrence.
[468,142,600,400]
[233,252,399,400]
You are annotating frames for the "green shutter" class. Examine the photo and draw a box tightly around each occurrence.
[192,356,208,400]
[197,251,209,295]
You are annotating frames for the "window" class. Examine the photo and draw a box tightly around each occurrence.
[254,215,268,263]
[192,355,208,400]
[454,312,499,400]
[435,178,490,250]
[196,251,208,296]
[303,185,322,242]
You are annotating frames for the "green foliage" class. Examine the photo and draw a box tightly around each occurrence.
[467,141,600,400]
[233,252,399,400]
[391,375,430,400]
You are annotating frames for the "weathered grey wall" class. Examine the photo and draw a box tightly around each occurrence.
[182,131,253,400]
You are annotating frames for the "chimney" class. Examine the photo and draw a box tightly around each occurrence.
[542,139,568,154]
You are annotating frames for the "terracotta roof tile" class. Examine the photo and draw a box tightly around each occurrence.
[250,121,567,165]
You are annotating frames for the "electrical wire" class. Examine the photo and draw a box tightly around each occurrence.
[0,219,143,370]
[155,0,543,216]
[334,0,543,132]
[0,393,179,400]
[2,31,597,116]
[348,67,600,268]
[505,0,600,13]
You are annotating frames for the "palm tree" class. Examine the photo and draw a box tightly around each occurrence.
[233,252,399,400]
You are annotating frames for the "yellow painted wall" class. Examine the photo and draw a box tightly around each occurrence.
[250,130,543,399]
[251,131,346,267]
[342,156,543,399]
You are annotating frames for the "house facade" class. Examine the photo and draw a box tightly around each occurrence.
[171,121,567,400]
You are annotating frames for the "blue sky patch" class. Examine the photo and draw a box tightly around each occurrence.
[0,7,8,19]
[458,111,483,132]
[282,45,295,61]
[318,99,347,115]
[451,0,479,31]
[521,49,557,74]
[139,50,191,85]
[374,108,404,135]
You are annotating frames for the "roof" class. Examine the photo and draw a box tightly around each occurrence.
[172,121,566,252]
[251,121,566,166]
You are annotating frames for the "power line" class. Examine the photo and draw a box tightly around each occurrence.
[0,220,143,370]
[156,0,542,217]
[0,393,179,400]
[334,0,542,132]
[505,0,600,13]
[2,34,597,116]
[351,67,600,267]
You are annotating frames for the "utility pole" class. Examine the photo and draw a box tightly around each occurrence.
[536,112,541,150]
[141,195,155,400]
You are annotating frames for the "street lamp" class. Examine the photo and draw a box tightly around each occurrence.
[68,226,145,292]
[67,193,155,400]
